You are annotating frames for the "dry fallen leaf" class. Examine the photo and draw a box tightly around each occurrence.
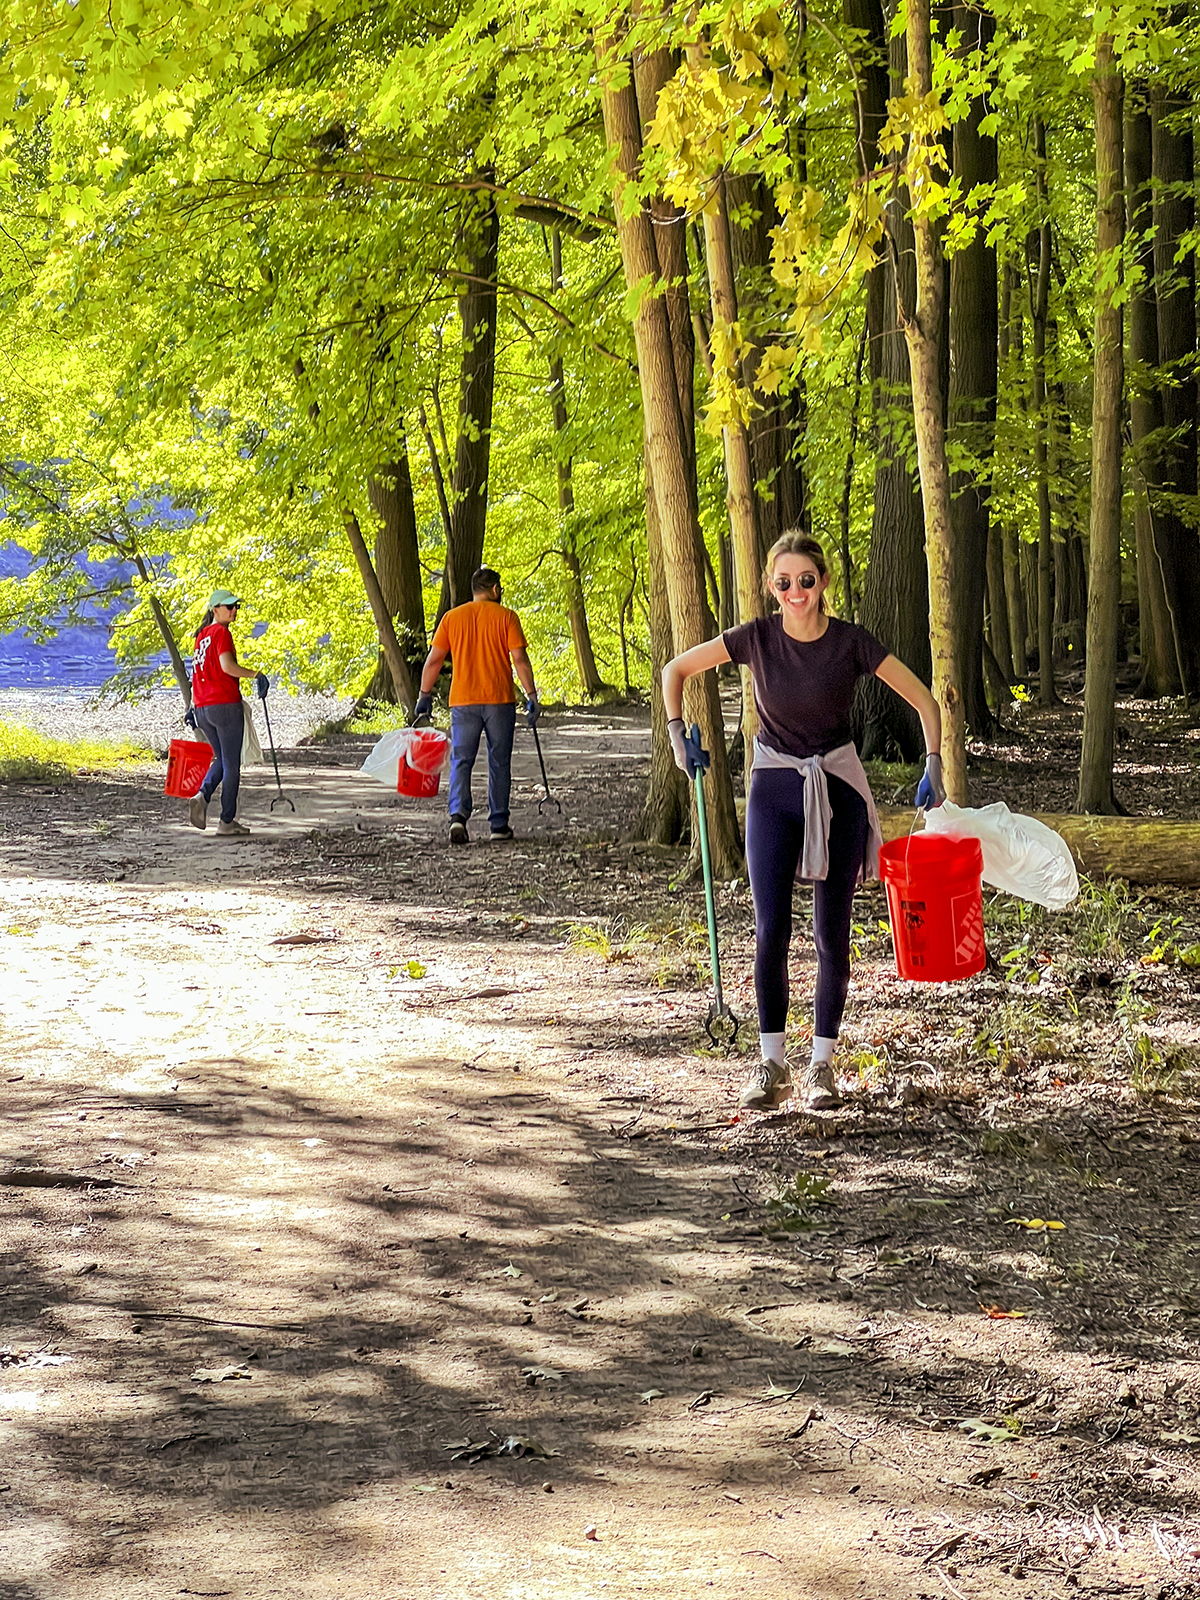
[980,1303,1029,1319]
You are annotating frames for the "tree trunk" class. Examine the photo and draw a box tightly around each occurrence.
[1077,38,1124,816]
[1030,119,1058,706]
[133,554,192,709]
[632,455,688,845]
[343,511,417,712]
[1151,77,1200,693]
[838,315,868,624]
[358,452,426,705]
[897,0,969,804]
[633,46,719,643]
[1127,83,1177,695]
[948,0,997,736]
[548,229,608,699]
[695,158,764,791]
[845,0,930,761]
[985,524,1012,681]
[728,173,807,550]
[601,51,741,876]
[438,186,501,621]
[1000,262,1029,678]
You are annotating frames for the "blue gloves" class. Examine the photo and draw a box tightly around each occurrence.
[525,694,540,729]
[915,752,946,809]
[255,672,270,699]
[414,690,433,721]
[668,718,710,780]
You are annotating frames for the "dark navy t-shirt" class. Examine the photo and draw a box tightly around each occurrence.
[722,615,889,759]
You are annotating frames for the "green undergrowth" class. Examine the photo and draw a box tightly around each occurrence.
[0,720,154,783]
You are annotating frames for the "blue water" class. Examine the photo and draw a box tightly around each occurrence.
[0,542,136,689]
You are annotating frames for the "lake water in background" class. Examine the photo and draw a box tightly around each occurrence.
[0,541,136,690]
[0,541,179,690]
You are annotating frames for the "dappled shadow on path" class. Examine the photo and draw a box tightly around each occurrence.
[5,1046,1200,1598]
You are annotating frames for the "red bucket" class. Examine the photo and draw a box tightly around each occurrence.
[879,832,985,982]
[164,737,212,799]
[397,728,448,798]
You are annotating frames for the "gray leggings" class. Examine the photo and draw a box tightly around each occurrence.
[195,701,244,824]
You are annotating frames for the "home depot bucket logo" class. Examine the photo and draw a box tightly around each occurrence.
[952,892,985,967]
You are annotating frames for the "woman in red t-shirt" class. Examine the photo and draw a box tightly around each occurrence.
[189,589,266,837]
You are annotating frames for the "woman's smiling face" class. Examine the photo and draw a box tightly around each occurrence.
[770,552,828,620]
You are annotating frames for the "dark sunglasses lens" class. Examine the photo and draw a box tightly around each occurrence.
[774,576,790,592]
[799,573,817,589]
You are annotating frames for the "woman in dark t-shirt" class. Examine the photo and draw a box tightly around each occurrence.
[662,533,944,1114]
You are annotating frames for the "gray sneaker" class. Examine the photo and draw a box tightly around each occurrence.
[739,1060,792,1111]
[189,793,208,831]
[797,1062,841,1111]
[216,819,250,838]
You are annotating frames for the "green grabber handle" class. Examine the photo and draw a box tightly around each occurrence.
[690,722,739,1049]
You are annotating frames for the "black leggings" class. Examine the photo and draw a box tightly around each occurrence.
[744,766,868,1038]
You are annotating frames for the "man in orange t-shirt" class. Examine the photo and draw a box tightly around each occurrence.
[415,567,539,844]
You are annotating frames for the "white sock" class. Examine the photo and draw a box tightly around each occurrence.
[811,1035,837,1067]
[759,1031,786,1067]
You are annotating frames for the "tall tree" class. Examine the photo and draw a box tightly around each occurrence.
[358,451,427,705]
[947,0,998,735]
[846,0,931,762]
[438,190,502,619]
[1029,118,1058,706]
[893,0,970,802]
[1078,35,1124,815]
[600,48,741,876]
[1126,80,1182,697]
[1151,76,1200,692]
[547,228,609,699]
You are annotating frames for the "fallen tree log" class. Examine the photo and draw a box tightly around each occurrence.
[877,807,1200,888]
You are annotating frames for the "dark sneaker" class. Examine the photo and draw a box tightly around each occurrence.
[449,819,469,845]
[490,827,514,842]
[797,1063,841,1111]
[216,819,250,838]
[189,793,208,831]
[739,1060,792,1111]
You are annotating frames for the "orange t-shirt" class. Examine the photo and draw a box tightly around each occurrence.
[431,600,527,707]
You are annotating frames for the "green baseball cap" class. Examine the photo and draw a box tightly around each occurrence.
[208,588,241,608]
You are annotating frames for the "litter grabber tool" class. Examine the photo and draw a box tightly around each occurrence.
[688,722,739,1049]
[530,719,561,815]
[255,674,294,812]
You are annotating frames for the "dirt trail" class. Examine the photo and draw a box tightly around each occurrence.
[4,708,1200,1599]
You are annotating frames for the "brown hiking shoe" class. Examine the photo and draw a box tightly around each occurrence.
[797,1062,840,1111]
[739,1060,792,1111]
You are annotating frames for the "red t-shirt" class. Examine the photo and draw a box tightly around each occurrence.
[192,623,243,707]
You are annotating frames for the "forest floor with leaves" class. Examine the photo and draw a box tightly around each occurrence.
[2,687,1200,1600]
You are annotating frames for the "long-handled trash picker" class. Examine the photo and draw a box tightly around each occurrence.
[255,676,294,812]
[530,719,561,815]
[689,722,739,1049]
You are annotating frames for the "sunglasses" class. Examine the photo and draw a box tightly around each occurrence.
[772,572,818,592]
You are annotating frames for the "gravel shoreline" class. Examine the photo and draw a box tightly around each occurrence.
[0,688,353,753]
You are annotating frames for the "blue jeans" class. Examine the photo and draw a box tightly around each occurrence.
[196,700,244,824]
[449,703,516,831]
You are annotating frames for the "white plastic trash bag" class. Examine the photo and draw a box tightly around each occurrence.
[241,701,264,764]
[361,728,448,787]
[924,800,1079,910]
